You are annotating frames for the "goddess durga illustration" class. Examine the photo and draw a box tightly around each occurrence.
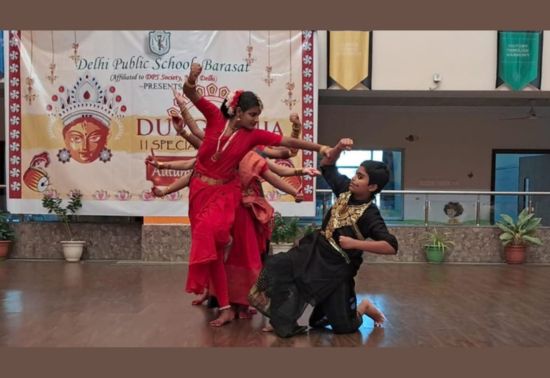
[47,74,127,164]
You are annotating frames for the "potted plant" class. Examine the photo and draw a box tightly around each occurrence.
[270,213,302,254]
[42,189,85,262]
[496,209,543,264]
[423,228,455,264]
[0,212,15,261]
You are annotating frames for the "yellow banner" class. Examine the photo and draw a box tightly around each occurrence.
[329,31,370,90]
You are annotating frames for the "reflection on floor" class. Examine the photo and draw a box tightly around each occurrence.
[1,260,550,347]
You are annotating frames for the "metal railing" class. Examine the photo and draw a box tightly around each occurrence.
[3,184,549,227]
[316,189,550,227]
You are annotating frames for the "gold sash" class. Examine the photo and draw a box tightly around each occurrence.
[321,192,371,263]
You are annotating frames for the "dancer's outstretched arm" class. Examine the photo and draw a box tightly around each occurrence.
[146,149,196,170]
[338,235,397,255]
[172,86,205,140]
[279,136,332,159]
[261,146,293,159]
[151,174,192,197]
[261,169,302,202]
[266,160,320,178]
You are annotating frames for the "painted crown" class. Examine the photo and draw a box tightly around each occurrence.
[47,73,126,127]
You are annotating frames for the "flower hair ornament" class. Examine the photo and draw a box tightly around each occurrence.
[47,73,127,164]
[224,89,244,116]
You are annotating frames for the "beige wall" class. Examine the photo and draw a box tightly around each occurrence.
[372,31,498,90]
[318,104,550,190]
[318,30,550,91]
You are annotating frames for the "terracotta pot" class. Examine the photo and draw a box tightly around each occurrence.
[0,240,12,261]
[505,244,526,265]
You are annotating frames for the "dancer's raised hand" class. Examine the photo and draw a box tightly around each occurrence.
[151,186,165,197]
[145,148,165,169]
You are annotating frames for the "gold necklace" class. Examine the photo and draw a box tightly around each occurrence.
[211,121,239,162]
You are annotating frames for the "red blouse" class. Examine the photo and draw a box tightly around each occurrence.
[193,97,282,180]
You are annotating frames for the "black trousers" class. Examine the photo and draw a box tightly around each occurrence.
[308,279,363,334]
[269,277,363,338]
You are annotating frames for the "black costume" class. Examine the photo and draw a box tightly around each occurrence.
[249,164,398,338]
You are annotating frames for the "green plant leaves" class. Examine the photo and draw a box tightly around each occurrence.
[499,214,515,227]
[424,228,454,250]
[522,235,543,246]
[0,212,15,241]
[497,210,543,247]
[41,192,83,241]
[271,213,315,244]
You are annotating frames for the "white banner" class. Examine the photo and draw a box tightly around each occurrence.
[5,30,317,216]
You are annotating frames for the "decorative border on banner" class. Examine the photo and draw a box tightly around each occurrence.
[301,30,314,202]
[7,30,22,199]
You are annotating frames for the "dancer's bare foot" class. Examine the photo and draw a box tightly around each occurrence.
[262,323,274,332]
[191,289,209,306]
[209,307,235,327]
[358,299,385,327]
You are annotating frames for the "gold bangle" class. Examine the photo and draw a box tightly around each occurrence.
[294,168,303,176]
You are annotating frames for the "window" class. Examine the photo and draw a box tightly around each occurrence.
[337,150,403,221]
[315,149,403,222]
[492,150,550,225]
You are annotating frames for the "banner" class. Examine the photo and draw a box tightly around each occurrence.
[497,31,543,91]
[4,30,317,216]
[328,31,371,90]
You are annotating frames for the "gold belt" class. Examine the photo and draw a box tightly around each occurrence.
[193,171,232,186]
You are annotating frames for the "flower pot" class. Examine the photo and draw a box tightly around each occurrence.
[271,242,294,254]
[60,241,86,262]
[0,240,12,261]
[505,244,526,265]
[425,246,445,264]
